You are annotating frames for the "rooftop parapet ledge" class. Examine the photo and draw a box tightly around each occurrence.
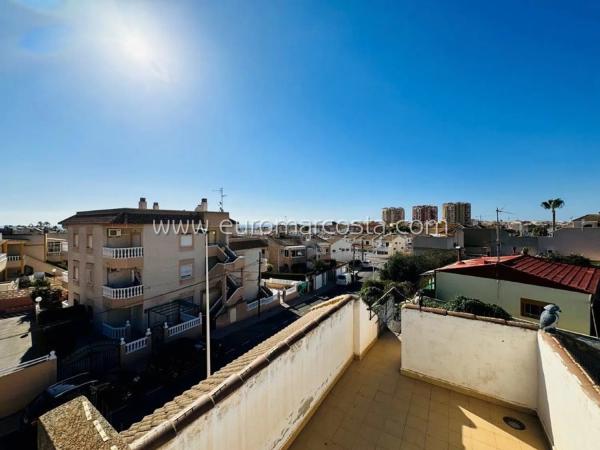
[38,396,128,450]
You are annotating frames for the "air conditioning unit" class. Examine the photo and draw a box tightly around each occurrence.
[107,229,122,237]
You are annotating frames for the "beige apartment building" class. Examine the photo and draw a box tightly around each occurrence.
[0,230,67,282]
[60,198,269,338]
[442,201,472,225]
[381,206,405,224]
[412,204,438,222]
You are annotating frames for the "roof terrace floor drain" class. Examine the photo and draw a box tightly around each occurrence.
[503,416,526,431]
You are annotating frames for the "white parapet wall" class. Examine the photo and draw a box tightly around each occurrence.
[119,296,380,450]
[401,305,539,410]
[537,332,600,450]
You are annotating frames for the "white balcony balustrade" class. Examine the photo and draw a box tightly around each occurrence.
[165,316,202,338]
[102,285,143,300]
[102,321,131,340]
[7,255,21,262]
[121,330,151,354]
[102,247,144,259]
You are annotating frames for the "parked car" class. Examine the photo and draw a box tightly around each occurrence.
[336,273,352,285]
[21,373,100,429]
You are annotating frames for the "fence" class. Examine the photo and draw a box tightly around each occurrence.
[102,321,131,340]
[165,316,202,338]
[0,352,57,418]
[247,294,279,311]
[122,335,150,354]
[0,352,56,377]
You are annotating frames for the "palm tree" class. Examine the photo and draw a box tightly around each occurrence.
[541,198,565,233]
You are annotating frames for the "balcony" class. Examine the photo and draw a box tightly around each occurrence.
[102,284,144,309]
[102,247,144,269]
[6,255,21,268]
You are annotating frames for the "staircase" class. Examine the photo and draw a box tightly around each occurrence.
[225,275,244,306]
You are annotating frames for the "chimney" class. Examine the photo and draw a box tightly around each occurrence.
[153,202,159,210]
[195,198,208,212]
[139,197,147,210]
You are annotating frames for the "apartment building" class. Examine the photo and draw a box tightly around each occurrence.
[442,201,472,225]
[381,206,405,224]
[0,228,68,283]
[412,204,438,222]
[59,198,268,337]
[266,237,308,272]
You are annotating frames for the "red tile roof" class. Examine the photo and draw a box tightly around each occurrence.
[438,255,600,295]
[508,256,600,295]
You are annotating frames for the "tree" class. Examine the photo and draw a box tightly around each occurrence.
[541,198,565,233]
[379,251,456,284]
[31,279,63,310]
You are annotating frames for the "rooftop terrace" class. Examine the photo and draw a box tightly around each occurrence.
[290,331,548,450]
[37,297,600,450]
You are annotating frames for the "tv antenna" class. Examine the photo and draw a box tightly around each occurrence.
[213,187,227,212]
[495,207,514,261]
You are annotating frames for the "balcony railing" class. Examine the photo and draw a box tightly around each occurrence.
[165,316,202,338]
[7,255,21,262]
[102,321,131,340]
[102,285,143,300]
[122,334,150,354]
[102,247,144,259]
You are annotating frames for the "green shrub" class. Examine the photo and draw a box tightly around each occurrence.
[422,295,511,320]
[547,253,592,267]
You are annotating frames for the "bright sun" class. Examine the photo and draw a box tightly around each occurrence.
[121,32,153,65]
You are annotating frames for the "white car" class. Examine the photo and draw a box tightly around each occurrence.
[336,273,352,285]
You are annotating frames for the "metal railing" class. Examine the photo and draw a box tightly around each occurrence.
[102,285,143,299]
[165,316,202,337]
[102,321,131,340]
[102,247,144,259]
[0,351,56,377]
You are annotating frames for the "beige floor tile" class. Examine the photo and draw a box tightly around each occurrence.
[287,333,549,450]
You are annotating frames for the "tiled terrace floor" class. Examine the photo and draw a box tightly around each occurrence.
[289,332,549,450]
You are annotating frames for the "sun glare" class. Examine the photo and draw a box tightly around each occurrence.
[121,32,152,65]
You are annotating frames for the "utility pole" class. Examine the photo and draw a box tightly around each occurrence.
[352,243,356,282]
[204,230,211,377]
[213,187,227,212]
[257,252,262,318]
[496,208,501,262]
[495,207,514,262]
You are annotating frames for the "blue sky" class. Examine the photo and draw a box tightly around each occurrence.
[1,0,599,225]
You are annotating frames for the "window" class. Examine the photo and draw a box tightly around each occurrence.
[179,262,193,281]
[284,250,289,257]
[86,234,93,249]
[521,298,550,319]
[74,233,79,248]
[86,263,94,285]
[180,234,193,248]
[47,241,62,254]
[73,262,80,282]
